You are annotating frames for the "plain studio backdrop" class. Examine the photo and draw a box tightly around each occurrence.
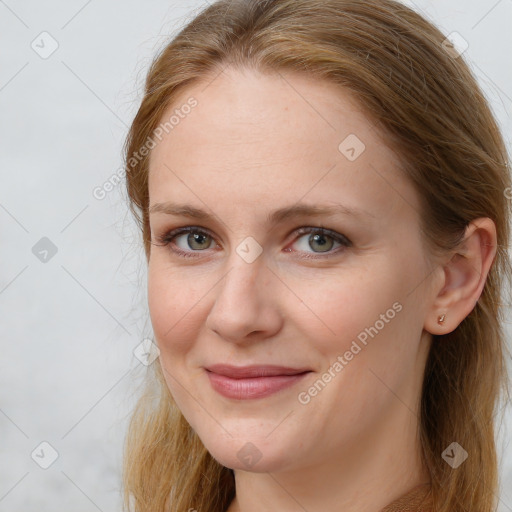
[0,0,511,510]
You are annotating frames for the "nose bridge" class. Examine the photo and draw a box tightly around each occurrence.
[220,245,267,301]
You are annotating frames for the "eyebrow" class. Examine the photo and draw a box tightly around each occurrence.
[148,201,375,224]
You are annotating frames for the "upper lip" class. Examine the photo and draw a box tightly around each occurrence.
[205,364,312,379]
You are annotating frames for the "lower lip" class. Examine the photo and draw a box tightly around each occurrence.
[206,370,311,400]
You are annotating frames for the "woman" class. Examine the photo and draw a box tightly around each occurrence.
[121,1,512,511]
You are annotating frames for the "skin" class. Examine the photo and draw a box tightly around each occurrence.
[146,66,497,512]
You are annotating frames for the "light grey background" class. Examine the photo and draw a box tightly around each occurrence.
[0,0,511,510]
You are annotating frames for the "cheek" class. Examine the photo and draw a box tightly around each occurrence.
[286,269,398,349]
[147,261,205,354]
[147,264,206,404]
[286,263,417,382]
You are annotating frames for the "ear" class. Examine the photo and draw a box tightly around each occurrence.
[424,217,498,335]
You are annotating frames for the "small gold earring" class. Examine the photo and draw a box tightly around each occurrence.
[438,313,446,325]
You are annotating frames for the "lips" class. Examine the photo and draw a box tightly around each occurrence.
[204,364,311,378]
[204,364,312,400]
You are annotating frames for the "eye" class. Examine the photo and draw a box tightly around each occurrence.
[152,226,216,258]
[285,226,351,259]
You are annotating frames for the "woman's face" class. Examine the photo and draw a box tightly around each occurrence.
[147,66,436,472]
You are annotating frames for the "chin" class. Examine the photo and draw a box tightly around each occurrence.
[198,432,293,473]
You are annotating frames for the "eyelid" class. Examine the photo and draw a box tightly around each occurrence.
[291,226,351,246]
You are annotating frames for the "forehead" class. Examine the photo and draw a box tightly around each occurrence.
[147,66,418,225]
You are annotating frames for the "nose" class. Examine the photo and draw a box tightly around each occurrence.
[205,255,283,344]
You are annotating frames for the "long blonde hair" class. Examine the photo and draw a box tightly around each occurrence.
[122,1,512,510]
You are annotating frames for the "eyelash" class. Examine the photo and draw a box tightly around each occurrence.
[152,225,352,260]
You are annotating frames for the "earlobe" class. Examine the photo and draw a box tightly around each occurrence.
[424,217,497,336]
